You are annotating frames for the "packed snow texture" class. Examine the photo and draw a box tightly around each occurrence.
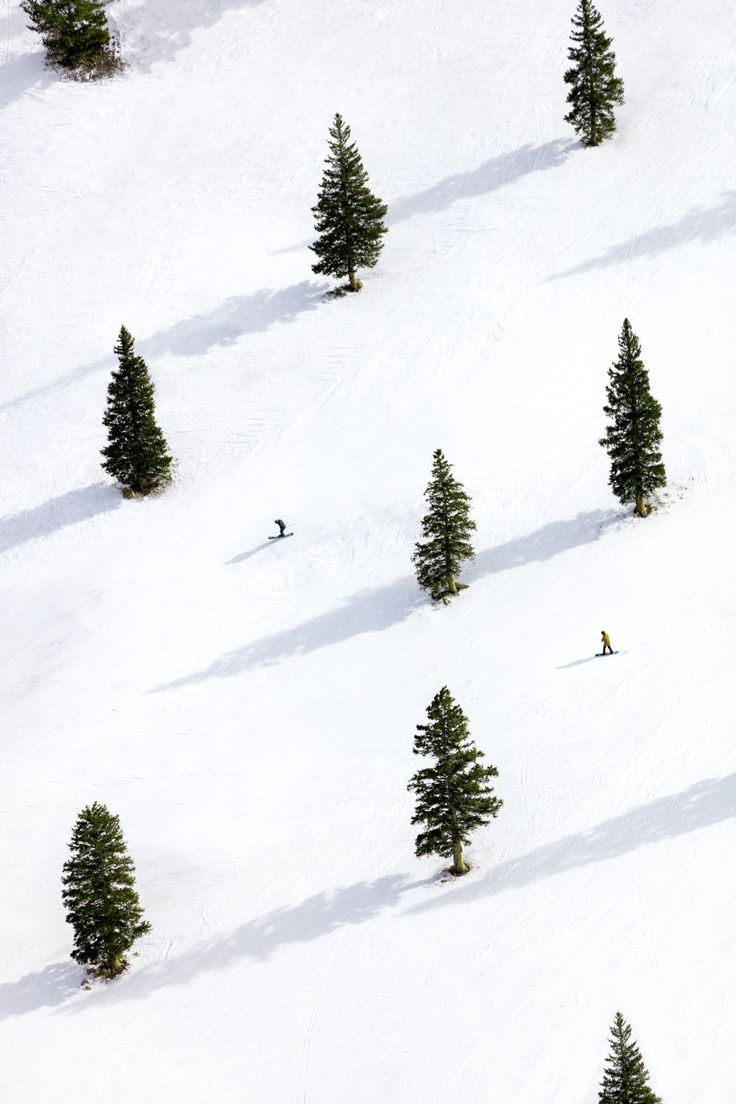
[2,1,736,1100]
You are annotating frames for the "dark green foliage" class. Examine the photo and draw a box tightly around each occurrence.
[564,0,624,146]
[311,113,388,293]
[408,687,502,876]
[101,326,172,496]
[412,449,476,601]
[21,0,115,74]
[599,1012,662,1103]
[599,319,666,517]
[61,802,151,979]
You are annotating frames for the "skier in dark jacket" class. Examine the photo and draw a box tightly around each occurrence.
[274,519,287,538]
[601,630,613,655]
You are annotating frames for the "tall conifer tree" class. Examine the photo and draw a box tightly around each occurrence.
[564,1,624,146]
[21,0,112,72]
[311,113,388,293]
[408,688,502,876]
[62,802,151,979]
[598,1012,662,1104]
[599,319,666,517]
[412,449,476,601]
[101,326,172,496]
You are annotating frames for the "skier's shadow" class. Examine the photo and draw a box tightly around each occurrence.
[556,656,599,670]
[226,541,272,565]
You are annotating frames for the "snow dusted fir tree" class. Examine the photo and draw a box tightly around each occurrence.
[412,449,476,602]
[564,0,624,146]
[599,319,666,518]
[311,113,387,293]
[21,0,117,74]
[408,687,502,876]
[101,326,172,496]
[62,802,151,980]
[598,1013,662,1104]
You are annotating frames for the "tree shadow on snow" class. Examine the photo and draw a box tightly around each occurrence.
[463,509,619,585]
[407,773,736,916]
[0,483,121,555]
[388,139,575,225]
[0,282,326,413]
[118,0,267,70]
[139,281,327,359]
[551,191,736,280]
[0,961,82,1020]
[155,574,425,689]
[69,875,421,1007]
[0,49,55,112]
[156,510,619,690]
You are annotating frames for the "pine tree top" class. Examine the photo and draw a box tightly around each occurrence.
[62,801,139,891]
[115,324,135,358]
[418,449,476,538]
[566,0,617,61]
[599,1012,662,1104]
[600,319,664,446]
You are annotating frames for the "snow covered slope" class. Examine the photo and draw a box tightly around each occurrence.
[3,1,736,1100]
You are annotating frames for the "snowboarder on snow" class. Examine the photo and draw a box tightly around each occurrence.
[274,519,287,538]
[601,630,613,655]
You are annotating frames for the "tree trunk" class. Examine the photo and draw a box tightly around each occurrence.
[348,267,358,292]
[102,953,125,978]
[446,574,458,595]
[452,841,466,876]
[634,495,647,518]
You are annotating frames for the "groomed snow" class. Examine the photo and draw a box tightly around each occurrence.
[2,1,736,1100]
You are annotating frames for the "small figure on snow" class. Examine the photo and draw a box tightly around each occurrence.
[274,519,287,538]
[601,630,614,655]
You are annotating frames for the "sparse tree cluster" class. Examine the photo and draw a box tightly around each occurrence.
[27,10,673,1094]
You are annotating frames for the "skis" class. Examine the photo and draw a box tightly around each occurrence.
[268,532,294,540]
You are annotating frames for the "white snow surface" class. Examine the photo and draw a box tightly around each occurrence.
[2,1,736,1100]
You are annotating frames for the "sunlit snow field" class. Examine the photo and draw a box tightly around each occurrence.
[2,1,736,1100]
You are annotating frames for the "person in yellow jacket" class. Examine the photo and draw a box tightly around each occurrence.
[601,630,614,655]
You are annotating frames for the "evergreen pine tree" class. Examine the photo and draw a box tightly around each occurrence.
[408,687,502,876]
[599,1012,662,1104]
[564,1,624,146]
[412,449,476,601]
[61,802,151,979]
[21,0,113,73]
[101,326,173,496]
[599,319,666,517]
[310,113,388,293]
